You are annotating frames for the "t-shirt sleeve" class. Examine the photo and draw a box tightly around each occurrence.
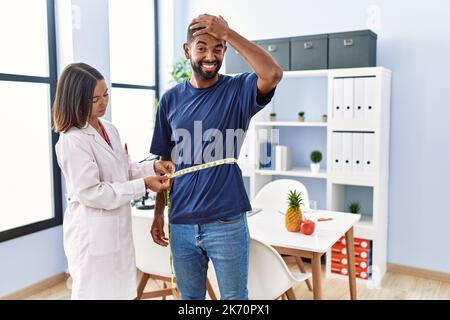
[150,95,175,158]
[237,72,277,117]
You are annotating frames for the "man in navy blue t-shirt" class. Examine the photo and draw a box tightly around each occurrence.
[150,14,282,300]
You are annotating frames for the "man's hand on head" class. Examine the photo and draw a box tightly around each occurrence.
[190,14,231,41]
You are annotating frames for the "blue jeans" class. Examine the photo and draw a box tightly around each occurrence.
[169,212,250,300]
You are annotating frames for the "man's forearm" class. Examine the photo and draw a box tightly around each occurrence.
[154,191,166,217]
[225,29,282,83]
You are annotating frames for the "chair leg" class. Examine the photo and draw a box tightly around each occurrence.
[135,273,150,300]
[285,288,297,300]
[172,287,180,300]
[206,279,218,300]
[163,282,167,300]
[295,257,313,291]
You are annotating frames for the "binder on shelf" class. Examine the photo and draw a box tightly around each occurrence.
[364,77,376,121]
[275,145,292,171]
[332,242,370,259]
[354,237,370,249]
[332,132,343,172]
[363,133,375,173]
[339,236,370,249]
[343,78,354,120]
[331,262,371,279]
[352,133,364,173]
[342,132,353,173]
[331,252,369,269]
[333,78,344,120]
[354,78,365,121]
[259,142,273,169]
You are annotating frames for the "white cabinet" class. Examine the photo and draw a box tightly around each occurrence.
[326,67,391,285]
[233,67,391,285]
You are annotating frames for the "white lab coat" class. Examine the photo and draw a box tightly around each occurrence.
[55,120,155,300]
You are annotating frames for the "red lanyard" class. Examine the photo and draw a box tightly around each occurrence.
[98,121,113,149]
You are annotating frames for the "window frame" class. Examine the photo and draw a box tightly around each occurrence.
[111,0,160,101]
[0,0,62,242]
[110,0,160,164]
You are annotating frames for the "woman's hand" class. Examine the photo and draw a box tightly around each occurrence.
[153,160,175,176]
[144,175,171,193]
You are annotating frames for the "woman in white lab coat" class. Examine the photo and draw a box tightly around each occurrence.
[53,63,173,299]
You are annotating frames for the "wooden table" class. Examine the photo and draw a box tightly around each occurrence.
[247,209,360,300]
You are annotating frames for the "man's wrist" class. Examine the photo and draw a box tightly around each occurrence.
[224,28,236,43]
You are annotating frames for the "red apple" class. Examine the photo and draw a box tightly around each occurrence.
[300,220,315,235]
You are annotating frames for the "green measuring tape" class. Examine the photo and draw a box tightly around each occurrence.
[166,157,238,179]
[163,157,238,291]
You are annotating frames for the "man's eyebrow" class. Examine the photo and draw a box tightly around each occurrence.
[195,41,224,48]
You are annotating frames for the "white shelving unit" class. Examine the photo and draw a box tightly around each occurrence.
[237,67,392,285]
[255,121,327,127]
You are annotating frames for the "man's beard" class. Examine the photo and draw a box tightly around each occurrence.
[191,59,222,80]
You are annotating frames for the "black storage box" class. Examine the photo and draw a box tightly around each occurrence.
[225,44,252,74]
[255,38,290,71]
[328,30,377,69]
[290,34,328,70]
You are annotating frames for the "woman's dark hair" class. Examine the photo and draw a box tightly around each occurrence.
[53,63,104,133]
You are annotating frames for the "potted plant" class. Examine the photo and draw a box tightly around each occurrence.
[270,112,277,121]
[170,57,192,84]
[322,114,328,122]
[310,150,322,173]
[348,201,361,214]
[298,111,305,122]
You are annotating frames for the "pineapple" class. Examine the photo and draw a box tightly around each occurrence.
[285,190,303,232]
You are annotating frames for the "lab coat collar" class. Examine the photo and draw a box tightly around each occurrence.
[81,122,121,161]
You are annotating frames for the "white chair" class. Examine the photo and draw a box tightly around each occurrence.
[251,179,313,291]
[248,238,311,300]
[252,178,310,213]
[131,213,217,300]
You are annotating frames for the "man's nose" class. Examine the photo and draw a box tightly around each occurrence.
[206,50,215,61]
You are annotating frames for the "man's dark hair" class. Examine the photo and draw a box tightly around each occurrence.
[186,22,204,44]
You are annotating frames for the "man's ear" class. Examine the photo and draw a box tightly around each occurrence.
[183,43,190,60]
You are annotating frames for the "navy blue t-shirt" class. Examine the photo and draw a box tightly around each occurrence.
[150,72,275,224]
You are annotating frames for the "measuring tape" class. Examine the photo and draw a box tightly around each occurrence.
[163,157,238,291]
[166,157,238,179]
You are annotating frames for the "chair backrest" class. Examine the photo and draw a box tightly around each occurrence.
[131,213,173,278]
[252,179,310,213]
[248,238,296,300]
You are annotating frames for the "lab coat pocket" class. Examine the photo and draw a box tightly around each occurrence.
[87,214,120,256]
